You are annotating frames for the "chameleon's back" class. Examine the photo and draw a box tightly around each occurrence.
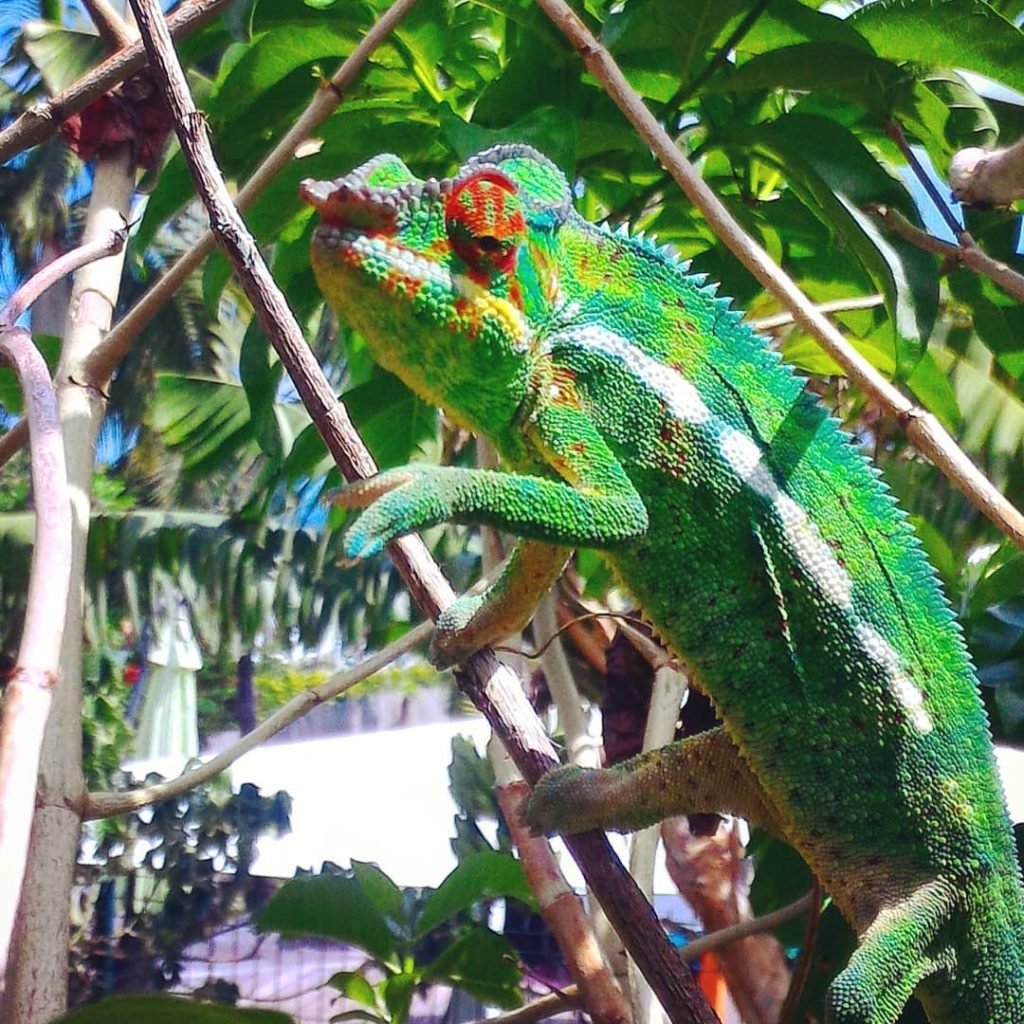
[305,144,1024,1022]
[550,193,1024,1020]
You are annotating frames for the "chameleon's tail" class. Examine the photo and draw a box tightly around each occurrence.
[826,880,953,1024]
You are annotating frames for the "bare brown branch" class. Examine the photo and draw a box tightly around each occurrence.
[84,621,432,819]
[125,1,716,1020]
[0,0,230,167]
[870,204,1024,306]
[534,0,1024,550]
[496,774,629,1024]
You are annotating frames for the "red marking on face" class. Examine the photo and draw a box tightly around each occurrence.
[445,170,525,275]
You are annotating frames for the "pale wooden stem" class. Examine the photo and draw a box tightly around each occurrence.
[493,751,630,1024]
[84,621,432,819]
[4,230,126,326]
[534,0,1024,550]
[0,327,71,985]
[750,295,884,332]
[126,2,716,1019]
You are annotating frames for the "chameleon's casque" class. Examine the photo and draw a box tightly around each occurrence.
[303,145,1024,1023]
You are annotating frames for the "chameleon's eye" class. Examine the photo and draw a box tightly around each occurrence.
[445,170,526,275]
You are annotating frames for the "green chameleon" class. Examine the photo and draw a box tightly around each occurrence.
[302,144,1024,1023]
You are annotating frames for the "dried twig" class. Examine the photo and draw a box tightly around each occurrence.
[125,2,717,1020]
[84,620,432,819]
[534,0,1024,550]
[750,295,884,332]
[870,204,1024,306]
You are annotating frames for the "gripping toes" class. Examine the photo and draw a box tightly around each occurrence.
[328,467,444,560]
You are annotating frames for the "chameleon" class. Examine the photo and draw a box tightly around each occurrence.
[301,144,1024,1024]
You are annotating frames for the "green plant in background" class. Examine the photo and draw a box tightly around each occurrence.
[259,853,533,1024]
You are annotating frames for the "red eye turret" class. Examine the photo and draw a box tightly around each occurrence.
[444,170,526,276]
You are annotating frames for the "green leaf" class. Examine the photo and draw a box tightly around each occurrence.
[738,0,874,55]
[240,322,285,462]
[421,926,524,1009]
[21,22,104,93]
[603,0,749,96]
[711,43,905,113]
[440,106,576,176]
[382,973,418,1024]
[905,350,961,432]
[53,995,292,1024]
[208,24,359,123]
[416,850,534,938]
[152,375,257,478]
[851,0,1024,97]
[717,114,938,360]
[341,371,438,469]
[258,874,397,962]
[327,971,381,1011]
[350,861,405,922]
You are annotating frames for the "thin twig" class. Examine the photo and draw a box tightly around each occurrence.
[886,120,966,243]
[466,890,816,1024]
[535,0,1024,550]
[125,3,717,1021]
[0,326,71,985]
[84,620,432,819]
[0,0,231,167]
[870,204,1024,305]
[4,229,127,326]
[776,881,822,1024]
[750,295,884,332]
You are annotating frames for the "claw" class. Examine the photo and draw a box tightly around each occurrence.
[326,470,416,509]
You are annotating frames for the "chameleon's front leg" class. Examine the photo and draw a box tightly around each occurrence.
[333,394,648,665]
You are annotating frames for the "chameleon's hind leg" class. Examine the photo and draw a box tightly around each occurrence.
[826,879,954,1024]
[429,540,570,668]
[524,726,783,836]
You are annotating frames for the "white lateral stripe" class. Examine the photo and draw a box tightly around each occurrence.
[561,323,933,733]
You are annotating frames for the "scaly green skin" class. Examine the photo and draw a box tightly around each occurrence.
[303,145,1024,1024]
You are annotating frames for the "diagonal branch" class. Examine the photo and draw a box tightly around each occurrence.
[125,1,717,1021]
[84,620,433,819]
[534,0,1024,551]
[869,204,1024,306]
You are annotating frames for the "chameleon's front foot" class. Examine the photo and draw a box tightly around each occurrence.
[331,466,445,559]
[524,764,626,836]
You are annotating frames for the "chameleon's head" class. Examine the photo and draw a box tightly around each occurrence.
[301,145,572,427]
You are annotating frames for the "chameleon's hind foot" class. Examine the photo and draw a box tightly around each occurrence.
[524,765,624,836]
[429,593,489,669]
